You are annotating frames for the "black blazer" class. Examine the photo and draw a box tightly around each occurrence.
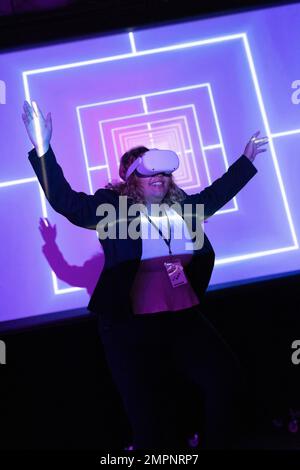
[28,145,258,326]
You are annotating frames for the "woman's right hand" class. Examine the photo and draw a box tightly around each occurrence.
[22,100,52,154]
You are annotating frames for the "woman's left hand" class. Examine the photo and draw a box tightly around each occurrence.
[243,130,269,162]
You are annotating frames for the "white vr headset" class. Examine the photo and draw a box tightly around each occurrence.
[125,148,180,181]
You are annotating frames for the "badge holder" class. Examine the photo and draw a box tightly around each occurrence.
[164,259,188,288]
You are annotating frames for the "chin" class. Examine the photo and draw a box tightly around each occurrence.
[153,190,166,197]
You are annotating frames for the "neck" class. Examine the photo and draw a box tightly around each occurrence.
[145,200,162,213]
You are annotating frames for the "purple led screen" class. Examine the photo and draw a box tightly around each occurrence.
[1,3,300,322]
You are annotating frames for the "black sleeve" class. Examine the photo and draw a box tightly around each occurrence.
[28,144,117,230]
[192,154,258,219]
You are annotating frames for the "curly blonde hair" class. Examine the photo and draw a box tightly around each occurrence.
[105,146,186,205]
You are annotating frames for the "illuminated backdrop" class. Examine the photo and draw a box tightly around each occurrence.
[1,2,300,322]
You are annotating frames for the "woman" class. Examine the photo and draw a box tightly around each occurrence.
[22,100,268,450]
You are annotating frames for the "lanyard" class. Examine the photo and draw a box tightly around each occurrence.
[142,207,172,255]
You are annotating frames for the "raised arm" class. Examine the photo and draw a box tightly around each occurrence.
[28,144,116,229]
[23,100,116,229]
[192,130,268,219]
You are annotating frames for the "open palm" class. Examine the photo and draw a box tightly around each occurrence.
[243,130,269,162]
[22,100,52,151]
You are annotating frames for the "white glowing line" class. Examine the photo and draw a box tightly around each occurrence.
[141,95,148,113]
[271,129,300,138]
[190,103,237,212]
[118,125,189,182]
[124,129,188,184]
[122,120,193,184]
[78,83,233,207]
[141,93,155,151]
[77,83,210,110]
[97,104,197,123]
[108,113,189,131]
[54,287,82,294]
[22,88,44,161]
[25,29,297,258]
[242,34,298,249]
[112,119,195,187]
[206,84,228,167]
[75,107,95,194]
[22,73,30,102]
[99,105,203,187]
[206,83,238,211]
[31,101,45,158]
[89,164,108,171]
[113,120,190,182]
[125,34,296,252]
[85,83,231,203]
[18,36,222,297]
[203,144,222,150]
[98,120,112,184]
[37,183,48,217]
[22,73,48,219]
[174,115,199,187]
[22,75,85,295]
[0,176,37,188]
[52,268,82,294]
[188,101,212,186]
[23,33,245,76]
[20,30,298,296]
[98,108,193,190]
[215,245,298,266]
[129,31,137,54]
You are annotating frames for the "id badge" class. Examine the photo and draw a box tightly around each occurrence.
[164,259,188,288]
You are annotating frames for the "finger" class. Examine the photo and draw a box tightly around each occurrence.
[31,101,39,118]
[24,100,34,115]
[256,139,269,147]
[22,113,29,124]
[23,101,34,120]
[46,112,52,126]
[23,100,31,110]
[256,148,267,154]
[251,130,260,141]
[256,138,269,143]
[33,101,45,121]
[45,217,52,227]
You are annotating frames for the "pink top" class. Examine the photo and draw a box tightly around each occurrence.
[130,207,200,315]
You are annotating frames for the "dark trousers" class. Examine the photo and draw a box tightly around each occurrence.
[97,305,244,450]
